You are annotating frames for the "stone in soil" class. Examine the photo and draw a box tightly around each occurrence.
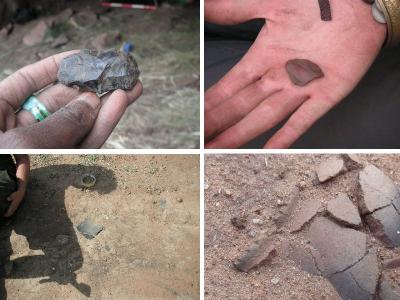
[285,59,324,86]
[327,193,361,227]
[51,34,69,48]
[77,218,104,239]
[69,10,97,29]
[47,8,74,27]
[234,237,277,272]
[365,204,400,247]
[316,158,345,183]
[288,198,321,232]
[58,49,140,94]
[359,164,400,214]
[22,20,49,46]
[92,31,122,50]
[308,217,366,276]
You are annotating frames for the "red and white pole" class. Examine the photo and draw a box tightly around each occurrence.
[101,2,157,10]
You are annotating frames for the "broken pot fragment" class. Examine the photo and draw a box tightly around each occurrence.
[58,49,140,94]
[316,157,345,183]
[307,217,366,276]
[285,59,324,87]
[359,164,400,247]
[328,250,379,300]
[359,164,400,214]
[327,193,361,227]
[365,204,400,248]
[288,197,321,233]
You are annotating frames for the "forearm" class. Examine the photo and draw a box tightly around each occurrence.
[14,154,30,193]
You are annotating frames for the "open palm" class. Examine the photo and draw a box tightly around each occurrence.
[205,0,386,148]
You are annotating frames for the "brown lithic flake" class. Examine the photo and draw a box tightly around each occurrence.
[285,59,324,86]
[318,0,332,21]
[234,237,277,272]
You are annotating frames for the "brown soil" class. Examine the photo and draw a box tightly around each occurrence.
[1,154,199,299]
[205,154,400,300]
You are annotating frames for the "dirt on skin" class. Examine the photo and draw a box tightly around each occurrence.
[0,1,200,149]
[205,154,400,300]
[1,155,199,300]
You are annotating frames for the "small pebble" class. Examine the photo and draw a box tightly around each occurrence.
[224,189,232,197]
[271,277,280,285]
[277,199,285,206]
[252,219,263,225]
[298,181,307,190]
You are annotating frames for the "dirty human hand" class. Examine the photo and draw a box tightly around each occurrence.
[0,51,143,148]
[205,0,386,149]
[4,154,30,217]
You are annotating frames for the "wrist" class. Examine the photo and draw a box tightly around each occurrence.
[376,0,400,46]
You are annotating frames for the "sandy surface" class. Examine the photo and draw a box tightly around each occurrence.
[205,154,400,300]
[1,154,199,300]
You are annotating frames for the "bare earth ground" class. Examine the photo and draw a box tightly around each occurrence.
[1,155,199,299]
[205,154,400,300]
[0,2,200,149]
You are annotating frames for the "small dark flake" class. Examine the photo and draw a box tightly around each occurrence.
[58,49,140,94]
[285,59,324,86]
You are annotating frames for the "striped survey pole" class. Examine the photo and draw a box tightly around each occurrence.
[101,1,157,10]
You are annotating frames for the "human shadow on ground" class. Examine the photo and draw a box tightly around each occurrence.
[0,163,117,299]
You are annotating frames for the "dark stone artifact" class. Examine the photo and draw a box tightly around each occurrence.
[77,218,104,239]
[318,0,332,21]
[285,59,324,86]
[58,49,140,94]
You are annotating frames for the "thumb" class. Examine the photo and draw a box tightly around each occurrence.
[1,93,100,148]
[6,196,13,202]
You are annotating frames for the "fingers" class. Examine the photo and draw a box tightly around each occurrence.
[206,90,308,149]
[264,98,333,149]
[205,71,286,139]
[0,93,100,148]
[205,27,273,112]
[205,0,263,24]
[80,82,143,148]
[17,84,81,127]
[0,50,79,110]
